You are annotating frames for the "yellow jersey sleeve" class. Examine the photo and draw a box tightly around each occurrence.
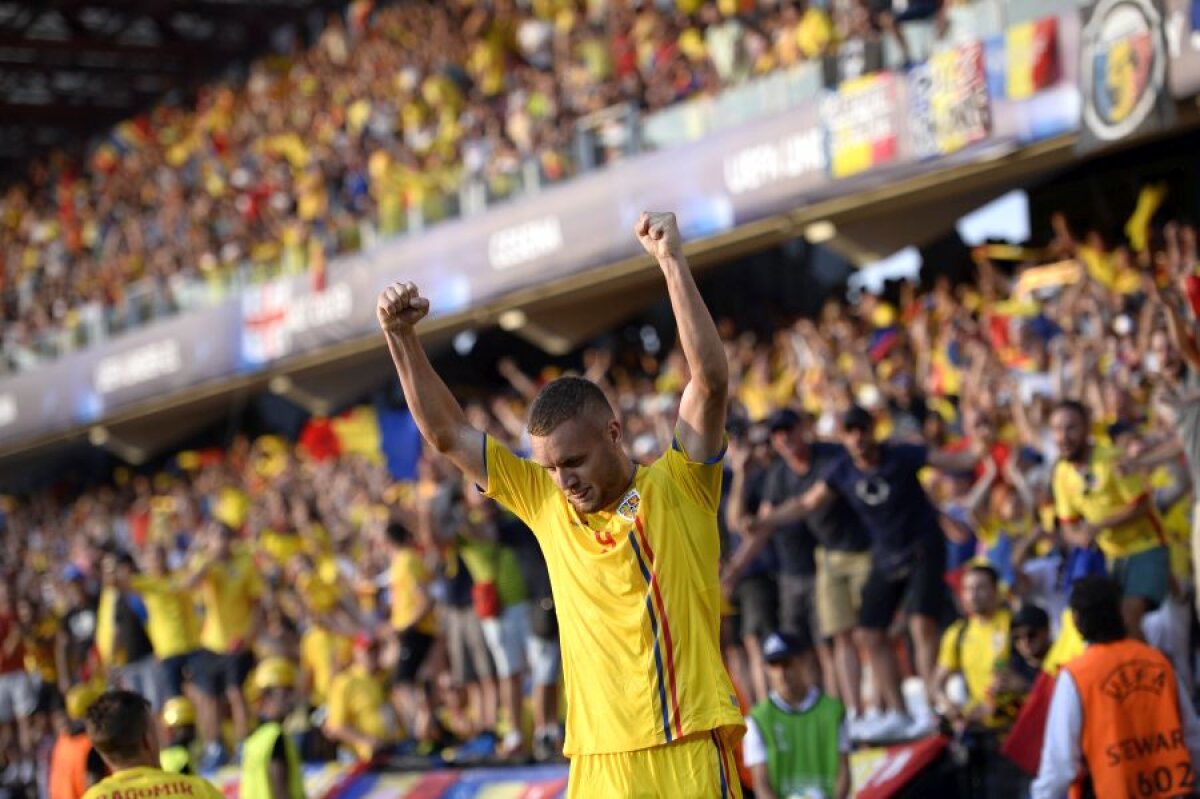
[658,438,726,515]
[481,435,556,529]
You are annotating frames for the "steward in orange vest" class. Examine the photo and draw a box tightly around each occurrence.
[1066,640,1189,799]
[49,683,107,799]
[1032,577,1200,799]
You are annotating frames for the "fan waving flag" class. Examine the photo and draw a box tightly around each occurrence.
[1000,669,1056,775]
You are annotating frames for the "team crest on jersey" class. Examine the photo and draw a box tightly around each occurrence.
[616,488,641,522]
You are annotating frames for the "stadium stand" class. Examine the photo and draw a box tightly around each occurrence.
[0,0,870,372]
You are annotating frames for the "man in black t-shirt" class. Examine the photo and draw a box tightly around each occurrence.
[753,406,983,742]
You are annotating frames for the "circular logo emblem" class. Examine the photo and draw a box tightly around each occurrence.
[854,476,892,506]
[1081,0,1165,141]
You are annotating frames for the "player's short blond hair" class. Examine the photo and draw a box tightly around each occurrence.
[527,377,612,437]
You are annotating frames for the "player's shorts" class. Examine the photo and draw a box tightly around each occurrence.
[567,729,743,799]
[1111,544,1171,608]
[816,547,873,637]
[191,649,254,698]
[859,535,948,630]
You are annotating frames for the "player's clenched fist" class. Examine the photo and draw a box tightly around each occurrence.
[377,281,430,334]
[635,211,683,262]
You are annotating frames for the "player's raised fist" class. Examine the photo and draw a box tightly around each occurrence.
[635,211,682,262]
[377,281,430,333]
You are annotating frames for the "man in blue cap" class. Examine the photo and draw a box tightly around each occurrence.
[743,632,850,799]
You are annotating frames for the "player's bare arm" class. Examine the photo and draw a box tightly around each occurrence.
[378,281,486,486]
[636,211,728,462]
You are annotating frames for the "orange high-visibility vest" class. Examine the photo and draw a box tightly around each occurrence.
[48,732,93,799]
[1065,639,1194,799]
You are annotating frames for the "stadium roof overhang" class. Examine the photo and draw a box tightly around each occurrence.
[0,0,347,178]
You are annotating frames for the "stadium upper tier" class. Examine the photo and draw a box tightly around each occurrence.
[0,0,1070,375]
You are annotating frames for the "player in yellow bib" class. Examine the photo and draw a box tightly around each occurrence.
[81,691,223,799]
[378,211,746,797]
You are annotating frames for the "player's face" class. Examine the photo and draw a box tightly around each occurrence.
[1051,407,1087,462]
[1014,625,1050,662]
[770,422,807,459]
[841,423,875,463]
[532,416,626,514]
[961,571,998,616]
[765,658,807,699]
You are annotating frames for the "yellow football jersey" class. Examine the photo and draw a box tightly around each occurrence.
[1052,446,1165,559]
[483,435,745,756]
[82,767,223,799]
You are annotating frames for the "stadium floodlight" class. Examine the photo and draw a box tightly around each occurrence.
[498,309,527,331]
[956,190,1030,247]
[847,247,922,299]
[804,220,837,244]
[453,330,477,356]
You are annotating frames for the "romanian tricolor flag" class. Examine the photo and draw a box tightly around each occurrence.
[984,299,1039,369]
[298,404,423,480]
[928,340,964,397]
[1004,17,1059,100]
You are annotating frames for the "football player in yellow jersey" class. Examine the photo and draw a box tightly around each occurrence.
[81,691,223,799]
[1050,400,1170,641]
[378,211,745,797]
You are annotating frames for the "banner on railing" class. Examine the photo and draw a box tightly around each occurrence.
[210,762,569,799]
[908,42,993,158]
[986,12,1081,142]
[821,72,904,179]
[1077,0,1175,151]
[851,735,949,799]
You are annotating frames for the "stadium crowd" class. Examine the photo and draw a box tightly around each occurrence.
[0,0,884,372]
[0,186,1195,797]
